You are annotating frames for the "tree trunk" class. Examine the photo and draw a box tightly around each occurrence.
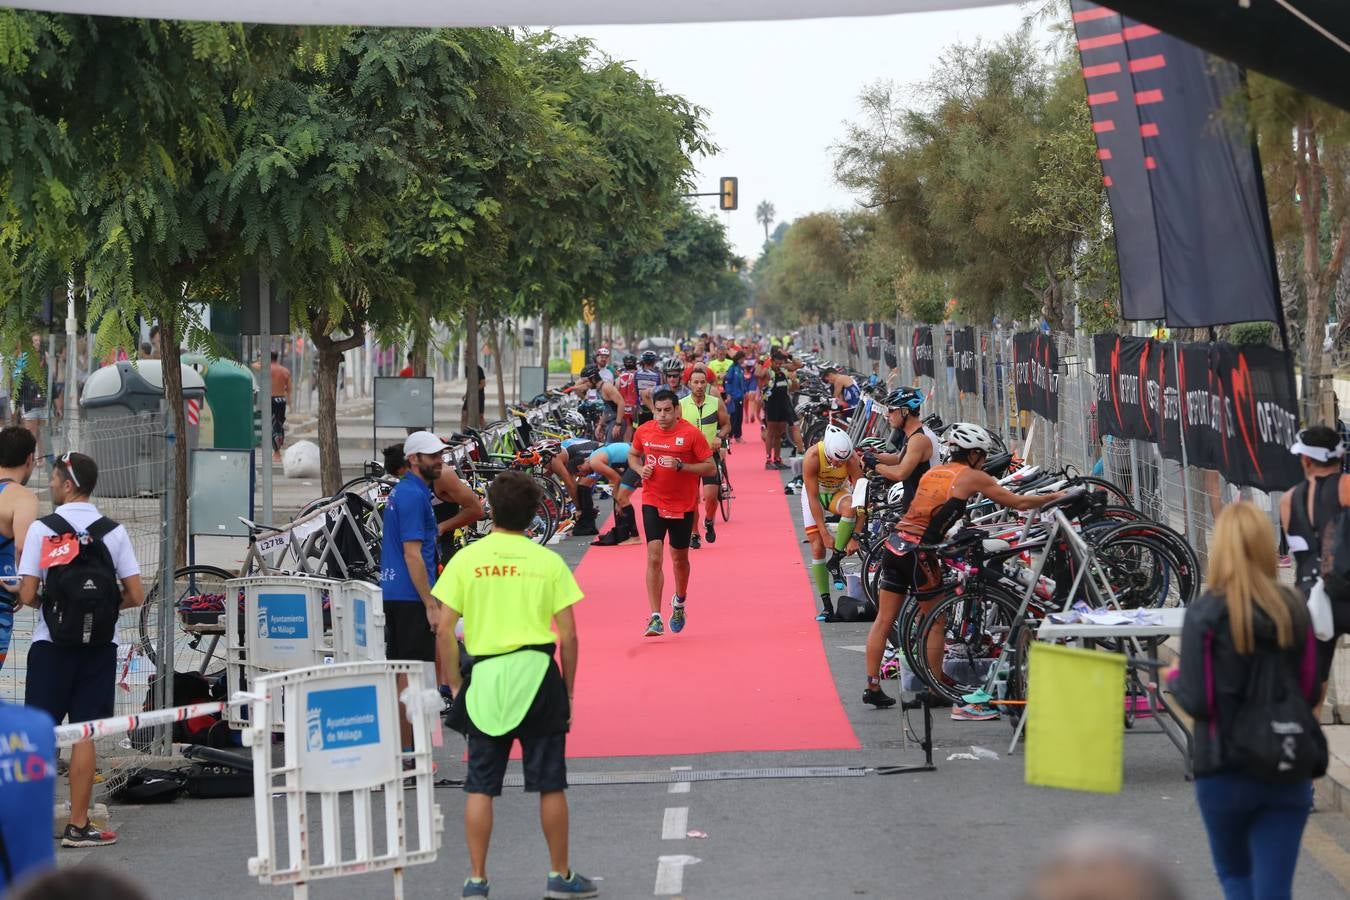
[311,316,364,496]
[158,311,188,568]
[488,321,507,418]
[411,297,431,377]
[463,303,481,428]
[539,310,551,371]
[1294,120,1346,425]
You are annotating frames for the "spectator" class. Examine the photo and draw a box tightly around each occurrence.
[269,351,292,463]
[1280,425,1350,712]
[399,352,415,378]
[722,351,751,442]
[16,335,47,455]
[0,427,39,671]
[148,324,161,359]
[379,431,447,758]
[18,452,145,848]
[9,866,150,900]
[435,471,597,900]
[1019,828,1184,900]
[1169,501,1319,900]
[0,699,56,889]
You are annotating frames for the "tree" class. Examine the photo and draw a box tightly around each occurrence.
[755,200,776,244]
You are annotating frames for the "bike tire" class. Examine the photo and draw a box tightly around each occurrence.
[718,457,732,522]
[909,585,1024,705]
[138,564,236,671]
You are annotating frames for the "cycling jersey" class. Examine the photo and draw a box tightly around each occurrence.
[588,443,631,469]
[896,462,965,544]
[680,393,720,447]
[616,370,638,409]
[839,380,861,409]
[813,443,851,496]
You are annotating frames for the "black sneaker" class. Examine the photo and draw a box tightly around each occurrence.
[705,519,716,544]
[689,533,701,550]
[901,691,954,710]
[572,519,599,537]
[61,823,117,848]
[773,460,791,470]
[862,687,897,709]
[764,459,775,470]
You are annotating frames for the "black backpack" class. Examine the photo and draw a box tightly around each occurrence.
[1227,645,1328,783]
[39,513,122,647]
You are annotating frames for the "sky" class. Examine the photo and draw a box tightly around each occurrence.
[561,4,1036,262]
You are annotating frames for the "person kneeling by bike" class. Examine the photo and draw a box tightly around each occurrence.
[802,426,863,621]
[577,443,641,546]
[863,424,1063,718]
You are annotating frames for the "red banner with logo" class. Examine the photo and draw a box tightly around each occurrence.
[1092,334,1300,491]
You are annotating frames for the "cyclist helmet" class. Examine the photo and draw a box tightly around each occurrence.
[822,426,854,463]
[887,482,907,506]
[662,358,685,376]
[579,364,601,381]
[562,409,586,429]
[885,387,923,412]
[535,439,562,457]
[640,350,659,365]
[945,423,994,452]
[622,354,637,369]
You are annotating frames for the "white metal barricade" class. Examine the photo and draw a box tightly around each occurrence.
[227,575,339,730]
[331,581,387,663]
[246,661,443,900]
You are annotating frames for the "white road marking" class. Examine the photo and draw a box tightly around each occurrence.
[669,765,691,793]
[839,644,866,652]
[654,854,701,896]
[661,806,689,840]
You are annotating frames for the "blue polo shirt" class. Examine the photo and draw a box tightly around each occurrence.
[379,473,437,602]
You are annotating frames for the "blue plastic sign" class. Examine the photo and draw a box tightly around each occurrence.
[354,599,367,649]
[306,686,380,751]
[258,593,309,640]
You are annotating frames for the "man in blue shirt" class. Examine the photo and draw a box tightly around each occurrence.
[380,430,447,752]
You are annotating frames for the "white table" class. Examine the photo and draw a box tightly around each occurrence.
[1013,606,1193,775]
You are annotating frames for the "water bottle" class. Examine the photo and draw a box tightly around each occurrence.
[1008,566,1056,601]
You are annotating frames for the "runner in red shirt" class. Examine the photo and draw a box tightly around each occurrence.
[629,388,716,638]
[616,354,640,441]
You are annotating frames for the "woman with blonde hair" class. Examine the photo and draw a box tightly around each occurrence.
[1168,501,1321,900]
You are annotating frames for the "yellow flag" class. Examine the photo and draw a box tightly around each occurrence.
[1024,642,1125,794]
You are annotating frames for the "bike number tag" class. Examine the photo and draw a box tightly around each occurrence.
[42,534,80,568]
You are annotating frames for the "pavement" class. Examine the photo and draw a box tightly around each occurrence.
[54,442,1350,899]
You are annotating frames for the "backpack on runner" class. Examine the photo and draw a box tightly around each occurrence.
[1227,644,1327,783]
[38,513,122,647]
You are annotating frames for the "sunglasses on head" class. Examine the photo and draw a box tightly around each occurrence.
[58,452,80,489]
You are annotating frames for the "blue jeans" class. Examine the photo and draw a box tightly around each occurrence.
[1194,772,1312,900]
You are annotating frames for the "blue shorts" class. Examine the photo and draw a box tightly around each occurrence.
[25,641,117,725]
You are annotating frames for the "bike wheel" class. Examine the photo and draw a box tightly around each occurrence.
[138,564,235,672]
[718,458,732,522]
[909,586,1023,705]
[1077,476,1134,509]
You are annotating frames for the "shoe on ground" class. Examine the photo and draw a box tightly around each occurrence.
[61,823,117,848]
[591,530,619,546]
[689,533,701,550]
[644,614,664,637]
[545,869,599,899]
[815,607,838,623]
[705,519,716,544]
[670,601,686,634]
[572,520,599,537]
[773,460,791,470]
[862,687,897,709]
[765,459,775,470]
[951,703,1000,721]
[461,877,490,899]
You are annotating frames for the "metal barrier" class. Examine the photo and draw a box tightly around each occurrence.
[246,661,443,899]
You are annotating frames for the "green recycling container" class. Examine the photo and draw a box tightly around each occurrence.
[183,354,256,450]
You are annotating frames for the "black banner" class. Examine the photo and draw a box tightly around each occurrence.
[846,323,859,357]
[1092,334,1301,491]
[882,325,897,369]
[953,327,978,394]
[1072,2,1282,328]
[1013,332,1060,422]
[912,327,934,379]
[864,322,881,362]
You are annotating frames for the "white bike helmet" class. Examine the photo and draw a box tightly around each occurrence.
[823,426,854,463]
[887,482,906,506]
[945,423,994,452]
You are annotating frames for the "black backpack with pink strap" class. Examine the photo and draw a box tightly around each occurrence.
[39,513,122,647]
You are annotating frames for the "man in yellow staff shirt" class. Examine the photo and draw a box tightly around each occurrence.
[433,471,598,900]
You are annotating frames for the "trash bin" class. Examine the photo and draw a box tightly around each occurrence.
[79,361,205,497]
[183,354,256,450]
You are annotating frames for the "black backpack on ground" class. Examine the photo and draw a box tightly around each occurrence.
[39,513,121,647]
[1227,645,1327,783]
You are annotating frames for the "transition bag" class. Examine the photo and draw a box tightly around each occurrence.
[39,514,121,647]
[1228,647,1327,782]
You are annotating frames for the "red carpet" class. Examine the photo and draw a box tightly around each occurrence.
[563,444,860,758]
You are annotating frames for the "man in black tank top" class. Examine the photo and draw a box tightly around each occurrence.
[1280,425,1350,702]
[862,388,935,516]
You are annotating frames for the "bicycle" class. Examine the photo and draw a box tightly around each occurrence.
[715,446,733,522]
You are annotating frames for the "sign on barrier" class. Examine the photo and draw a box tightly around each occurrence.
[227,575,339,730]
[247,661,442,899]
[331,581,387,662]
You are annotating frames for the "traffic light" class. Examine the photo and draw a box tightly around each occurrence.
[719,177,738,211]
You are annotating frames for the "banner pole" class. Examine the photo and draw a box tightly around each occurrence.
[1172,340,1197,547]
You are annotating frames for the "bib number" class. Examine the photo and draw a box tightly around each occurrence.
[42,534,80,568]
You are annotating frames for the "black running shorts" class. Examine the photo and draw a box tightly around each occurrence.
[383,601,436,662]
[641,505,695,550]
[878,536,941,596]
[465,731,567,797]
[765,395,795,424]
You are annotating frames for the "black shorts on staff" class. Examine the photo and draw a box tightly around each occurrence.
[641,505,695,549]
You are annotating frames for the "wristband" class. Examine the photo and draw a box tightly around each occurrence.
[676,459,684,471]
